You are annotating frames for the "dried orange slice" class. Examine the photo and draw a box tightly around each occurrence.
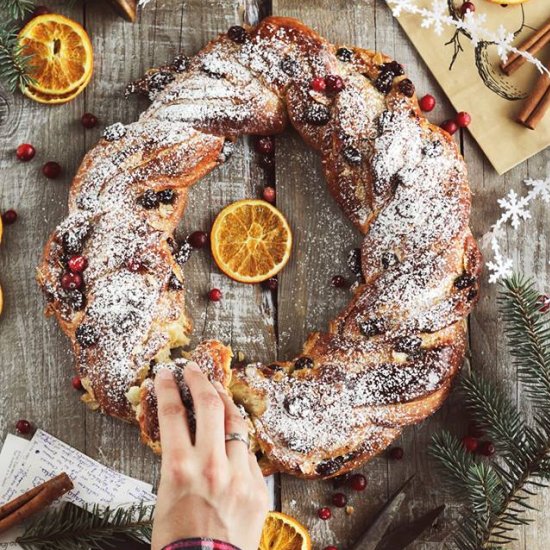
[22,68,92,105]
[18,14,93,99]
[259,512,311,550]
[211,199,292,283]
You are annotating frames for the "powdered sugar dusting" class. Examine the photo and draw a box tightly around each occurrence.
[37,17,479,475]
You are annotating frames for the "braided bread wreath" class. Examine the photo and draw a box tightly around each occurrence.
[37,17,482,479]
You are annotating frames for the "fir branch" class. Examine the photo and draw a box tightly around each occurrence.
[499,275,550,417]
[0,0,35,20]
[429,275,550,548]
[0,23,35,92]
[16,502,154,550]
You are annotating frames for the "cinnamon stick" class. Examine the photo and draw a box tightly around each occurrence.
[501,18,550,76]
[0,473,73,535]
[107,0,138,22]
[517,62,550,130]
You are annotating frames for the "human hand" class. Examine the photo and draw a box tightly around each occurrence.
[151,362,269,550]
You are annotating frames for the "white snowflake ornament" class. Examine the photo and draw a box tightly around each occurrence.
[487,257,514,284]
[493,25,516,62]
[419,0,450,35]
[525,176,550,204]
[497,190,531,229]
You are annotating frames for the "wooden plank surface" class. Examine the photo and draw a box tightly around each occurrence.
[0,1,549,549]
[0,0,88,478]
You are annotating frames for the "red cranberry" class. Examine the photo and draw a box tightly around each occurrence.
[16,419,32,434]
[32,5,49,16]
[72,376,83,390]
[43,161,62,179]
[349,473,367,491]
[68,255,88,273]
[209,288,222,302]
[310,76,326,92]
[460,2,475,15]
[325,75,345,95]
[254,136,275,156]
[81,112,98,129]
[331,275,347,288]
[419,94,436,112]
[2,209,17,225]
[16,143,35,162]
[61,272,83,291]
[262,186,276,203]
[188,230,208,249]
[318,507,332,520]
[440,120,458,135]
[263,277,278,291]
[462,436,478,453]
[389,446,404,460]
[478,441,496,457]
[468,421,484,438]
[538,294,550,313]
[455,111,471,128]
[332,493,347,507]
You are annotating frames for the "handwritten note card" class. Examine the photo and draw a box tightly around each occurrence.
[0,430,156,548]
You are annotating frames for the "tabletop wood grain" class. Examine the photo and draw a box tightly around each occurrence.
[0,1,548,549]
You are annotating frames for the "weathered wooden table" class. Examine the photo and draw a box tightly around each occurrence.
[1,1,549,548]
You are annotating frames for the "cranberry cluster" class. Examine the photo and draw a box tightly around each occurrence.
[316,472,369,534]
[253,135,276,203]
[417,92,473,136]
[440,111,471,135]
[462,422,496,456]
[310,74,345,95]
[60,254,88,309]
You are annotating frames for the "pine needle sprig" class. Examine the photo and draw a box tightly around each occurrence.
[429,275,550,549]
[499,275,550,415]
[16,501,154,550]
[0,0,35,20]
[0,22,35,92]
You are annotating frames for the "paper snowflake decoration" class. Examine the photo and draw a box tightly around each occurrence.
[497,190,531,229]
[419,0,451,35]
[492,25,516,62]
[525,175,550,204]
[487,256,514,284]
[486,170,550,283]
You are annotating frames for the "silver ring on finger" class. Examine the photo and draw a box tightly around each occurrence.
[225,432,250,448]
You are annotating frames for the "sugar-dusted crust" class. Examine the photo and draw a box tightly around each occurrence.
[37,16,481,478]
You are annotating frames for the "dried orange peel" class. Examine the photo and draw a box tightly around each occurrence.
[18,14,93,103]
[211,199,292,283]
[259,511,311,550]
[22,69,93,105]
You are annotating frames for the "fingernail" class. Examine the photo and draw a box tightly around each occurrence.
[185,361,201,372]
[157,368,173,380]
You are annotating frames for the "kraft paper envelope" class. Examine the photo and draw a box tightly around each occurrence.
[393,1,550,174]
